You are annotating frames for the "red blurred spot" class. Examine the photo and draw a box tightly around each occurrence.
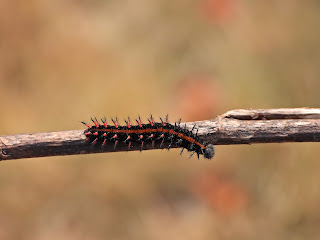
[200,0,238,25]
[173,74,221,121]
[191,171,248,216]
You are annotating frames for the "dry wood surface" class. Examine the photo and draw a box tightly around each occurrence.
[1,108,320,160]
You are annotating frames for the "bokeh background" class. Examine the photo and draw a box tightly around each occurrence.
[1,0,320,239]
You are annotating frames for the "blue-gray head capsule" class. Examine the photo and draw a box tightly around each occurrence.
[204,144,215,159]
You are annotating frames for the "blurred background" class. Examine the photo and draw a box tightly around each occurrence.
[1,0,320,239]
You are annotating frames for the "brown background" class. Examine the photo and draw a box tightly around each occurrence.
[1,1,320,239]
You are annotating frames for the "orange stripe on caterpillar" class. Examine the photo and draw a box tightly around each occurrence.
[82,116,215,159]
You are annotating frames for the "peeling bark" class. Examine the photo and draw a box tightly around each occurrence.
[1,108,320,160]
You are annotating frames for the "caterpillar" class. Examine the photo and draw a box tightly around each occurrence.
[82,115,214,159]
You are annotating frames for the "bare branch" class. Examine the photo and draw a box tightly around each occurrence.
[1,108,320,160]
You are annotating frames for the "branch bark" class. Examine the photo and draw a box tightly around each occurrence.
[1,108,320,160]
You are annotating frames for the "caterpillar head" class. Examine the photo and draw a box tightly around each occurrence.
[204,144,215,159]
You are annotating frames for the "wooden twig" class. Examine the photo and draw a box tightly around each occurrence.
[1,108,320,160]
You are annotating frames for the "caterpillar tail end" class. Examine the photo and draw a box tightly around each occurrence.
[204,144,215,159]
